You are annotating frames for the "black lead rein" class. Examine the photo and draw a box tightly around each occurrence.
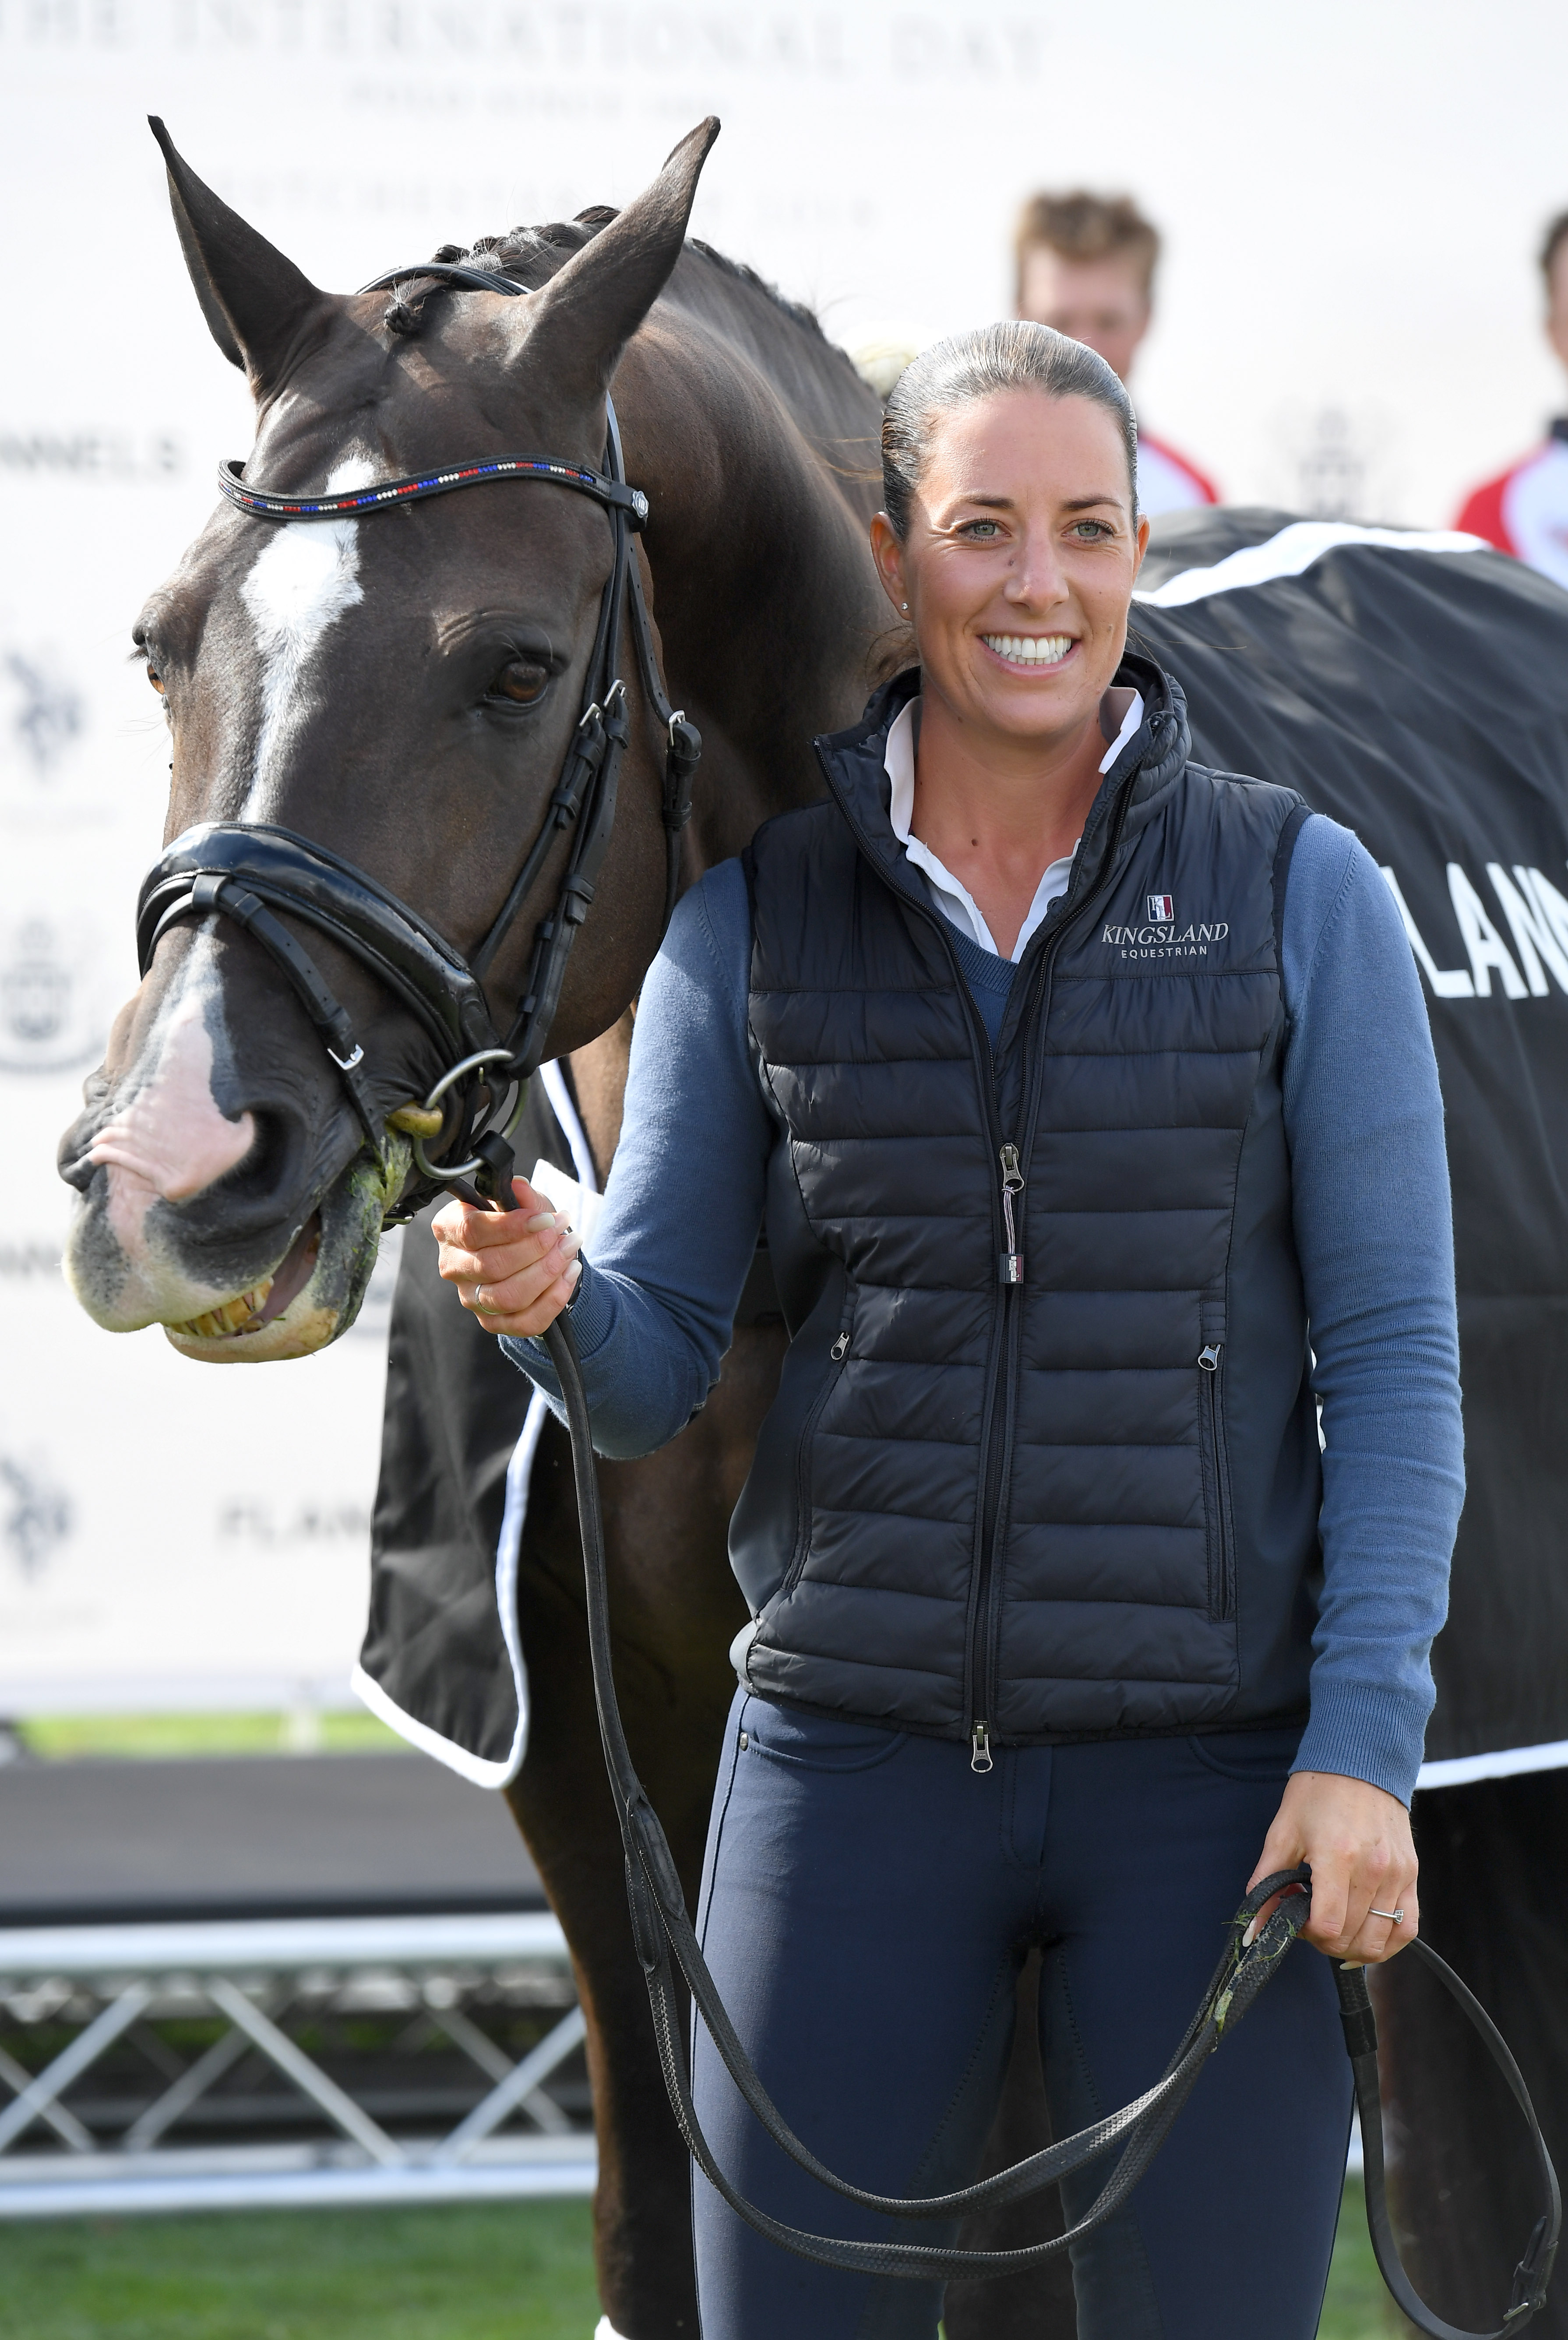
[138,259,699,1218]
[542,1302,1559,2317]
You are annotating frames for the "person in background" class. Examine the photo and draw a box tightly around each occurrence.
[1454,211,1568,589]
[1015,189,1219,516]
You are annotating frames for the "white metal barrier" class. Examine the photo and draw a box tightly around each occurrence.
[0,1913,597,2215]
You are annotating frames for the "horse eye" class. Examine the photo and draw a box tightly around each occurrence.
[490,660,548,706]
[146,664,166,694]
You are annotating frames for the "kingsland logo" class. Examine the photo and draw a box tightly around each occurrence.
[1381,864,1568,1000]
[1103,911,1229,956]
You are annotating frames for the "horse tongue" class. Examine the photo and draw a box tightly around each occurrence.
[249,1214,321,1328]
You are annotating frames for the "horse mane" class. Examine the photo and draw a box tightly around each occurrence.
[384,207,832,353]
[379,205,880,501]
[381,208,871,416]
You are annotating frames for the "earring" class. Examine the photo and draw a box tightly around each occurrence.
[901,602,909,613]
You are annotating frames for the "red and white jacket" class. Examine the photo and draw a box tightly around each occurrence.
[1135,430,1220,517]
[1455,422,1568,591]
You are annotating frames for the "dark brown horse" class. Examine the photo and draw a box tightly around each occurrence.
[56,113,1045,2340]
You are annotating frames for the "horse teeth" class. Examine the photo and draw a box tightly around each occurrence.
[169,1275,275,1340]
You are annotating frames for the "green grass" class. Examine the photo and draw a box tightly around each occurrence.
[1321,2181,1397,2338]
[0,2182,1392,2338]
[0,2199,599,2340]
[17,1711,405,1761]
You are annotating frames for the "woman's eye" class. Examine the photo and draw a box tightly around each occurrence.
[962,519,1001,540]
[488,660,549,705]
[1072,520,1113,540]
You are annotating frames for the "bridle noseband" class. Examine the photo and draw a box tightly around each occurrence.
[137,260,700,1217]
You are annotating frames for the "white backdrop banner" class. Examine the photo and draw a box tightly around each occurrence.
[2,0,1565,1709]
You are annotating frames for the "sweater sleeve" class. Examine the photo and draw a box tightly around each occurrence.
[1279,814,1465,1804]
[500,858,774,1459]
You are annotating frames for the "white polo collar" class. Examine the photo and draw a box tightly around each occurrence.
[884,690,1143,964]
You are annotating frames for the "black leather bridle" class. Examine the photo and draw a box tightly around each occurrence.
[136,260,700,1217]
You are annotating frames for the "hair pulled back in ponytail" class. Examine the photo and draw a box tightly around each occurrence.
[880,321,1139,539]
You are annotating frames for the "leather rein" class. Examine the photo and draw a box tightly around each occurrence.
[136,260,699,1219]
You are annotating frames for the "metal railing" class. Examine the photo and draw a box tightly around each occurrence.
[0,1913,596,2214]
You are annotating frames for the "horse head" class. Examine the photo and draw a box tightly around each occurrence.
[58,116,719,1361]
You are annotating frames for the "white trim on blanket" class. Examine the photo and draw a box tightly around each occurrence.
[353,1060,602,1789]
[1133,520,1486,609]
[1416,1737,1568,1790]
[542,1058,598,1191]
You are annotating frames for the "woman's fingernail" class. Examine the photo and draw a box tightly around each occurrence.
[564,1258,582,1287]
[526,1211,557,1231]
[559,1230,581,1260]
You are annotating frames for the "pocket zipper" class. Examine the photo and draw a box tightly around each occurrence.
[782,1291,856,1597]
[1198,1341,1232,1620]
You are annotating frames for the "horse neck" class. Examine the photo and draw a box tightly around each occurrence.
[617,306,894,879]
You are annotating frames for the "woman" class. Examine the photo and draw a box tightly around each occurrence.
[433,324,1462,2340]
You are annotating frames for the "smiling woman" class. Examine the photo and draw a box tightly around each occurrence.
[868,332,1147,957]
[433,323,1466,2339]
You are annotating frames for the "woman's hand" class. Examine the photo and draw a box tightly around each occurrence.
[431,1178,581,1339]
[1248,1770,1418,1964]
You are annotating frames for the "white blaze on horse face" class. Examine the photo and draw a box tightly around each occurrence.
[83,935,257,1311]
[91,990,253,1211]
[239,453,372,812]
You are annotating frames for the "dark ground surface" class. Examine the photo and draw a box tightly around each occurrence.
[0,1752,546,1925]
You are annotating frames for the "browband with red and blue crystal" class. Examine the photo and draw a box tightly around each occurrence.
[215,454,648,527]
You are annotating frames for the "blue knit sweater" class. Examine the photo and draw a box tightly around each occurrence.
[503,814,1463,1805]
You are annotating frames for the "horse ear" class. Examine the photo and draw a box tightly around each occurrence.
[519,118,720,408]
[148,116,329,392]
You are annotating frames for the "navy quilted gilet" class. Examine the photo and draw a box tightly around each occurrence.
[731,660,1323,1748]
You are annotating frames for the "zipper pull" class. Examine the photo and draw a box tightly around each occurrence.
[997,1144,1025,1285]
[830,1332,849,1362]
[970,1721,994,1774]
[1198,1343,1222,1373]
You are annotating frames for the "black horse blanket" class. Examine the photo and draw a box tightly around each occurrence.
[361,512,1568,1787]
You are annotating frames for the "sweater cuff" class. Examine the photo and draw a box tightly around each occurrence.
[1292,1678,1432,1807]
[499,1260,618,1384]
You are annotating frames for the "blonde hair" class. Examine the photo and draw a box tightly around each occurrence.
[1015,190,1161,305]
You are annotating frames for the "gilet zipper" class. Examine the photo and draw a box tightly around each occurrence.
[967,948,1058,1769]
[817,734,1140,1776]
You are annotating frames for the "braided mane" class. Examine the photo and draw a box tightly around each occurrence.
[382,208,833,350]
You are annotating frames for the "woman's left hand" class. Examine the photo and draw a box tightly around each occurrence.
[1248,1769,1418,1964]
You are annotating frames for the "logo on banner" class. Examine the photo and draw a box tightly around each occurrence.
[1147,893,1174,923]
[0,1449,72,1582]
[3,647,84,778]
[0,918,110,1073]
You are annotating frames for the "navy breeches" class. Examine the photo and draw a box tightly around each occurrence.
[691,1694,1352,2340]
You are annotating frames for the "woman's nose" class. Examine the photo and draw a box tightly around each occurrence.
[1005,547,1068,608]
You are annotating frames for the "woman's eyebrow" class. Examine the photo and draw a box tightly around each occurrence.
[944,489,1125,513]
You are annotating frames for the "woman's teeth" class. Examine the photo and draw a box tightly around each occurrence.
[983,633,1073,667]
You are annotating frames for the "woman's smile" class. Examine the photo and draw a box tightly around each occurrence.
[980,630,1076,669]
